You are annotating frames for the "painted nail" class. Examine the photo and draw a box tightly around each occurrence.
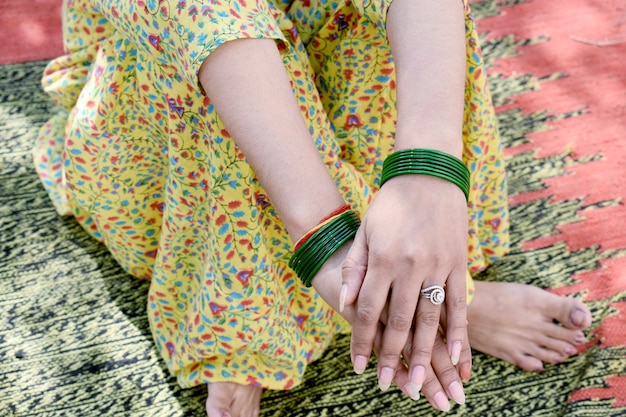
[564,345,576,355]
[461,362,472,383]
[450,341,462,366]
[570,308,587,327]
[378,367,394,392]
[554,355,563,363]
[448,381,466,405]
[575,333,586,344]
[434,391,451,412]
[409,366,426,392]
[404,383,420,400]
[339,284,348,313]
[353,355,368,374]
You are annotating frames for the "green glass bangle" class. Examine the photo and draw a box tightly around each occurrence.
[289,210,361,287]
[383,154,469,180]
[380,148,470,201]
[290,215,359,287]
[295,224,353,284]
[382,160,470,188]
[297,216,359,279]
[382,164,469,193]
[291,213,360,286]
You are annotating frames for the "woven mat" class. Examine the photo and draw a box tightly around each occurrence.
[2,1,626,415]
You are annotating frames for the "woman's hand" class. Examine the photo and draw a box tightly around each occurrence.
[341,173,471,394]
[312,241,467,408]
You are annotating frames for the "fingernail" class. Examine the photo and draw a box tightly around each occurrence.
[339,284,348,313]
[354,355,367,374]
[448,381,466,405]
[407,383,421,400]
[434,391,450,412]
[461,362,472,383]
[409,366,426,392]
[570,308,587,327]
[450,341,462,366]
[378,367,394,392]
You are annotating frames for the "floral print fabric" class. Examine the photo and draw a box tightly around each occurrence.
[35,0,509,390]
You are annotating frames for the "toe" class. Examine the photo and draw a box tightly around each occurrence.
[568,304,592,329]
[513,353,544,372]
[536,323,582,355]
[542,292,592,330]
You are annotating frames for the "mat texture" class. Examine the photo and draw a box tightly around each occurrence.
[2,0,626,416]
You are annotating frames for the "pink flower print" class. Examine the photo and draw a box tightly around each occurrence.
[148,34,162,51]
[209,301,227,315]
[108,81,119,94]
[236,269,253,286]
[345,114,363,129]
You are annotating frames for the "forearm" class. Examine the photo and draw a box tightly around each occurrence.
[199,38,344,241]
[387,0,466,158]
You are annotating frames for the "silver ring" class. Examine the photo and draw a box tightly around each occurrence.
[421,285,445,305]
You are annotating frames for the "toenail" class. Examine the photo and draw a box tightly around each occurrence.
[575,333,586,344]
[565,345,576,355]
[570,308,587,327]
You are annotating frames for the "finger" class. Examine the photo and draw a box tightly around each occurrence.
[420,332,465,412]
[372,322,417,400]
[376,284,421,392]
[349,262,389,376]
[341,225,368,312]
[445,267,471,382]
[433,331,465,406]
[407,281,444,393]
[398,330,421,400]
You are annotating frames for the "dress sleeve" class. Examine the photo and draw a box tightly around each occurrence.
[351,0,470,40]
[350,0,394,38]
[95,0,287,86]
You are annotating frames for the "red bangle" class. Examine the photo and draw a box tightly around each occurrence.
[293,204,351,251]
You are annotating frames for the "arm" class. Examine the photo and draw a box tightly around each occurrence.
[343,0,471,397]
[199,38,344,241]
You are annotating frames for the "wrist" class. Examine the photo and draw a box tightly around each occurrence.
[380,148,470,202]
[289,209,360,287]
[394,128,463,159]
[282,194,347,243]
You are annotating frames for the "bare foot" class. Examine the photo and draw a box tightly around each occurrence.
[206,382,262,417]
[467,281,592,371]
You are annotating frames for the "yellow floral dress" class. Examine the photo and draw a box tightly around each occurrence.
[35,0,509,390]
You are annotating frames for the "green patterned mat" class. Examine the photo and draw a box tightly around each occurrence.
[2,3,626,415]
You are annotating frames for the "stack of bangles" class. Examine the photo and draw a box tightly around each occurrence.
[289,205,360,287]
[289,148,470,287]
